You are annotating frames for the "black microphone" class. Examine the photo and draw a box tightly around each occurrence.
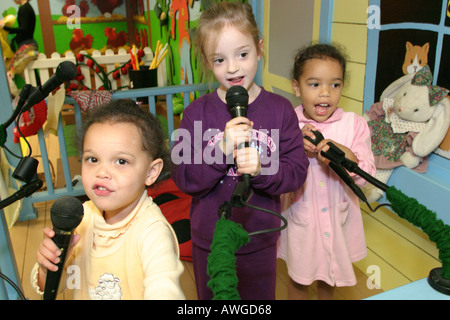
[305,130,368,203]
[16,84,33,111]
[226,85,251,185]
[2,84,33,130]
[22,61,77,113]
[226,86,252,207]
[44,196,84,300]
[226,85,249,120]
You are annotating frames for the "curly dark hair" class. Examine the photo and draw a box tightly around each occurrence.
[78,99,171,184]
[292,43,347,82]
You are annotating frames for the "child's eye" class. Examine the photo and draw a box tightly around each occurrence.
[239,52,248,59]
[309,83,319,87]
[116,159,128,165]
[85,156,97,163]
[332,83,341,88]
[214,57,224,64]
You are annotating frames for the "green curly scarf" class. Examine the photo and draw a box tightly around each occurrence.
[207,217,250,300]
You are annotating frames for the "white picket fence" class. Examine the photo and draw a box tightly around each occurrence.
[23,47,154,91]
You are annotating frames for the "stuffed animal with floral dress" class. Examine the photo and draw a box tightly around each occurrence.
[363,65,450,202]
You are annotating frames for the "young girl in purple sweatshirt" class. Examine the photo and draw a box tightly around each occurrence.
[171,2,308,300]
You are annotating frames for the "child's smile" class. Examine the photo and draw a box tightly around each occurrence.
[292,58,344,122]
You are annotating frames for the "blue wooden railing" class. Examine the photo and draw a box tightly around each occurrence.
[22,83,218,220]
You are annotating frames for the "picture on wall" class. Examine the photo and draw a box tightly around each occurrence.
[374,29,438,100]
[374,0,449,101]
[438,34,450,89]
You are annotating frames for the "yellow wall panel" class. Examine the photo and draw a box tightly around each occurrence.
[343,61,366,101]
[333,0,369,24]
[264,72,293,95]
[339,96,363,115]
[332,23,368,64]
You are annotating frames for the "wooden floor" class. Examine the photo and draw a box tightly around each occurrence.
[8,199,441,300]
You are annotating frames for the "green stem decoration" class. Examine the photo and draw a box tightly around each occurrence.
[207,217,250,300]
[386,186,450,279]
[75,53,131,91]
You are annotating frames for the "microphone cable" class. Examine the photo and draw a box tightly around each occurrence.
[0,271,26,300]
[305,130,392,213]
[1,84,34,159]
[219,184,288,237]
[242,201,288,237]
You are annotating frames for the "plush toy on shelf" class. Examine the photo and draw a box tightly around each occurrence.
[363,65,450,202]
[0,15,16,60]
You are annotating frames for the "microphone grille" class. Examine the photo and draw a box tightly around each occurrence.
[55,61,78,82]
[226,85,249,107]
[50,196,84,231]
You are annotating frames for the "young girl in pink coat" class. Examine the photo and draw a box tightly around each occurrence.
[277,44,376,299]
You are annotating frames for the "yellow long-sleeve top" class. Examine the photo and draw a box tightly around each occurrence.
[68,192,185,300]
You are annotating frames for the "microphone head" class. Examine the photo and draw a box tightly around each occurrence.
[226,85,249,108]
[55,61,77,82]
[50,196,84,231]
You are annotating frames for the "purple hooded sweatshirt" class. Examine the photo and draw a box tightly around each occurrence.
[171,87,309,253]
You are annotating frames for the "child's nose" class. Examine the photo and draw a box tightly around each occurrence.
[227,60,239,73]
[319,86,330,97]
[96,164,111,178]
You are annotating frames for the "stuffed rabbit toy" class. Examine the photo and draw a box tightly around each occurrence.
[363,65,450,202]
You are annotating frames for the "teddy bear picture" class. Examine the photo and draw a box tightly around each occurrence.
[363,65,450,202]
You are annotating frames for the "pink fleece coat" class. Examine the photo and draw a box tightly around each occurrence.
[278,106,376,287]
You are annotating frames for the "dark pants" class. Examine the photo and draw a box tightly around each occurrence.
[192,243,277,300]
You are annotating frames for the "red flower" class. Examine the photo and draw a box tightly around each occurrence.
[66,83,79,92]
[76,53,85,62]
[86,59,95,68]
[112,70,120,80]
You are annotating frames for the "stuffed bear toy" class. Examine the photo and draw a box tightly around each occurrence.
[363,65,450,202]
[12,99,47,143]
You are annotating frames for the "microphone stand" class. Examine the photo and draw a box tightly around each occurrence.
[0,84,43,300]
[217,170,288,236]
[319,143,389,194]
[0,85,44,207]
[1,84,33,132]
[0,177,43,210]
[314,136,450,296]
[218,180,252,219]
[320,143,389,193]
[305,130,389,204]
